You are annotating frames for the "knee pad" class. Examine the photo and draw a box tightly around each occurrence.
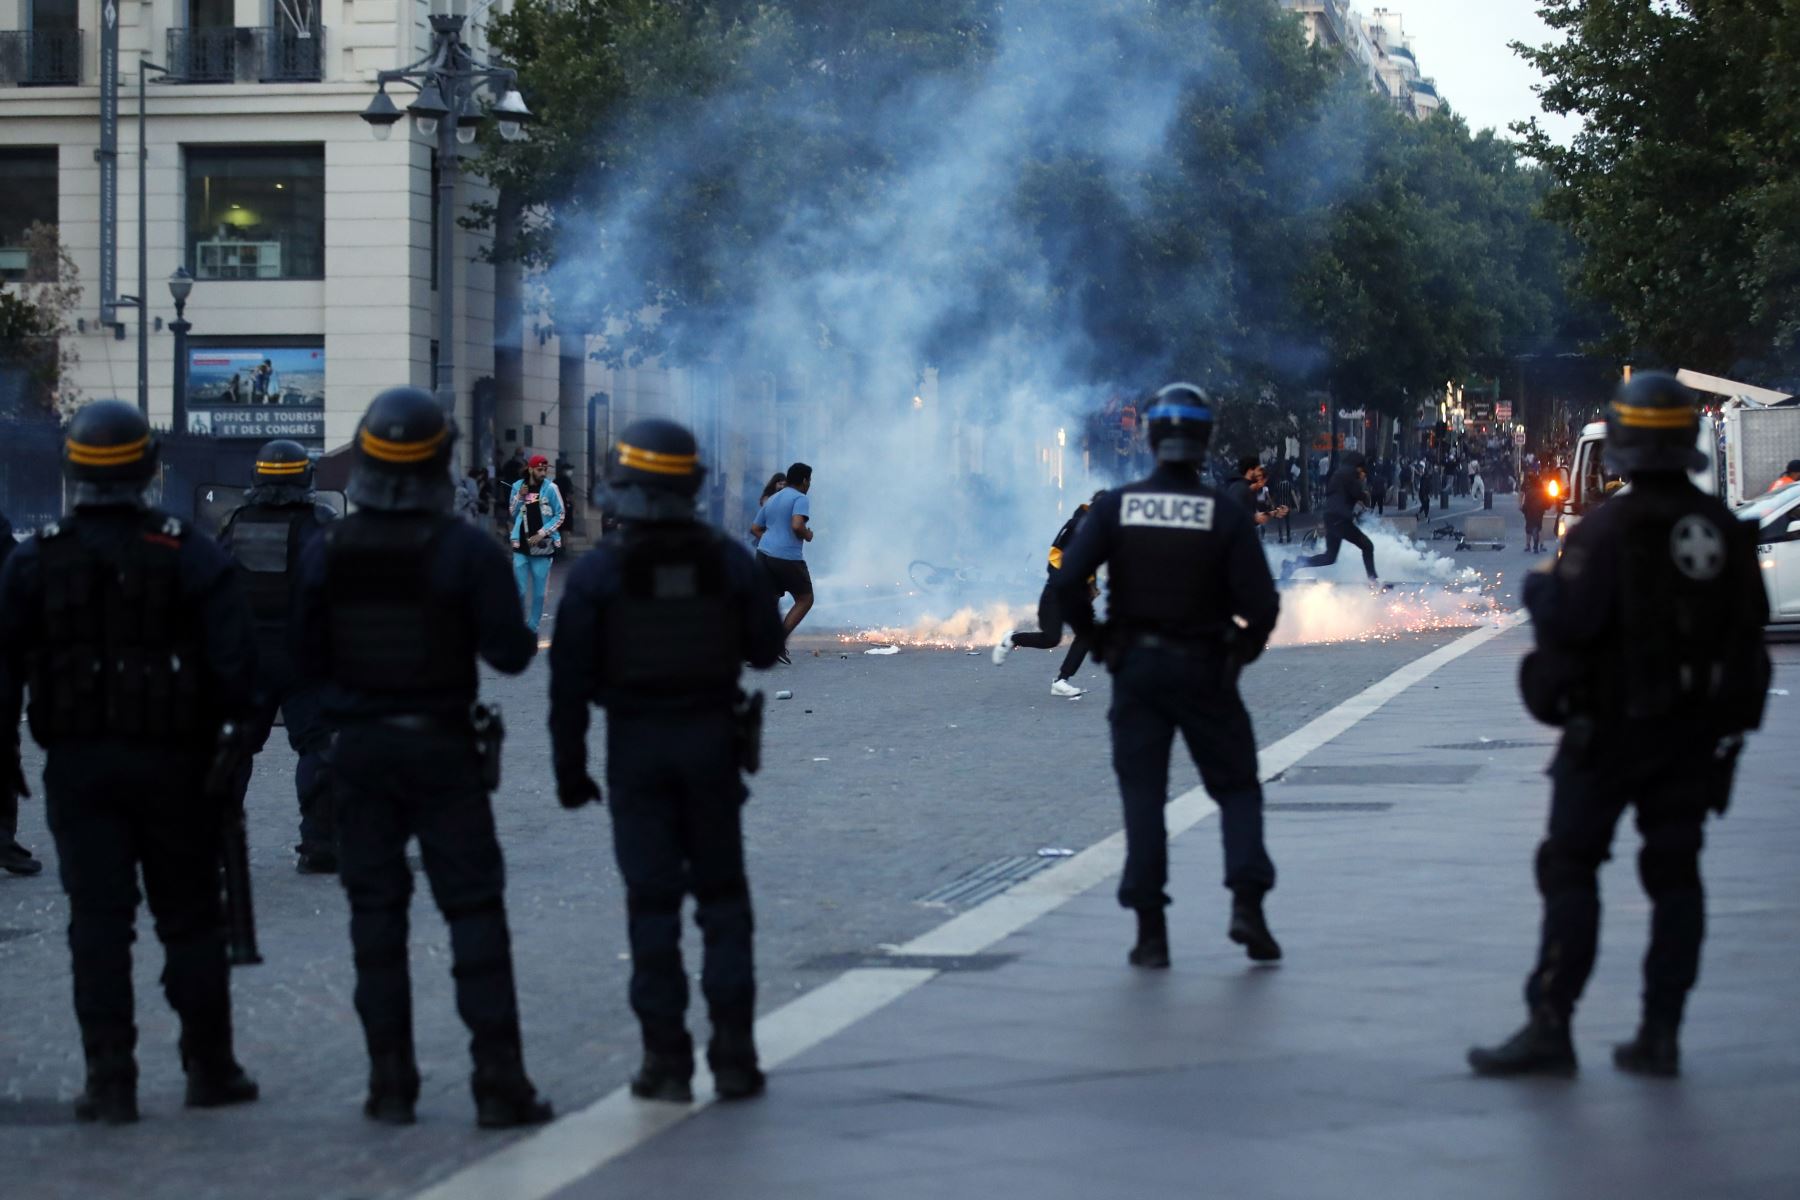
[1535,839,1600,897]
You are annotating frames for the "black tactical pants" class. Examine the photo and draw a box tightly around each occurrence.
[1297,518,1377,580]
[42,743,231,1059]
[1525,745,1719,1027]
[1008,577,1091,680]
[605,710,754,1059]
[238,686,336,857]
[1109,647,1276,911]
[332,724,524,1065]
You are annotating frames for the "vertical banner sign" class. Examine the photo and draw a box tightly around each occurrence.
[98,0,119,324]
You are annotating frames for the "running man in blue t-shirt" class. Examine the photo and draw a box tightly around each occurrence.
[750,462,814,664]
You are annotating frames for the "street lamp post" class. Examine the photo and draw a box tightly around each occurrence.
[168,267,193,434]
[121,58,178,417]
[359,14,532,424]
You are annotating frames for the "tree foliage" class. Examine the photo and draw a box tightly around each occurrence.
[1515,0,1800,380]
[0,223,82,415]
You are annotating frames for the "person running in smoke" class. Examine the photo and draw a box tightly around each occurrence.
[1282,451,1380,587]
[750,473,785,548]
[750,463,814,664]
[993,492,1103,698]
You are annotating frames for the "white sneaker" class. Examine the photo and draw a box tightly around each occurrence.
[1050,678,1086,698]
[992,631,1015,666]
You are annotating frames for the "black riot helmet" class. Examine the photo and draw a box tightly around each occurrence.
[1604,371,1705,477]
[605,417,706,523]
[246,437,315,505]
[1145,383,1214,464]
[63,399,158,508]
[347,387,457,513]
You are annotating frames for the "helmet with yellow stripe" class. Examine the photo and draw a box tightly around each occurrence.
[348,387,457,512]
[605,417,705,523]
[1604,372,1705,477]
[63,399,158,508]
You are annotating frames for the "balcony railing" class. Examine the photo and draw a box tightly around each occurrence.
[0,29,84,86]
[166,26,323,84]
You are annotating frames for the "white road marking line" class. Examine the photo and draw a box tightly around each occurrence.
[413,612,1529,1200]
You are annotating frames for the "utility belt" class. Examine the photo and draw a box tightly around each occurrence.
[341,703,506,792]
[1119,630,1226,656]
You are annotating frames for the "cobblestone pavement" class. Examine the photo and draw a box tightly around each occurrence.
[0,511,1531,1199]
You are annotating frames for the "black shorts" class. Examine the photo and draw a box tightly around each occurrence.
[758,552,813,599]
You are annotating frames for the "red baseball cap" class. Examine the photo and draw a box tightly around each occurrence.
[527,454,549,468]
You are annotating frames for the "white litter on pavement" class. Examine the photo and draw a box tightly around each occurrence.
[811,757,830,762]
[775,690,794,700]
[864,645,900,656]
[1036,848,1075,858]
[1771,688,1790,696]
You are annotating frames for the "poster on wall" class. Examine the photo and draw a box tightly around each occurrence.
[186,344,326,441]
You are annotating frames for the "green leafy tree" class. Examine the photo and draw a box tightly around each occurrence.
[1515,0,1800,378]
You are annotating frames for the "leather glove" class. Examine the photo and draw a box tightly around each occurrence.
[558,774,602,810]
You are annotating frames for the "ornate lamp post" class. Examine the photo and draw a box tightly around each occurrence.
[358,14,533,420]
[168,267,194,434]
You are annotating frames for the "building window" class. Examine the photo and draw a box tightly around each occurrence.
[0,149,57,281]
[185,145,324,280]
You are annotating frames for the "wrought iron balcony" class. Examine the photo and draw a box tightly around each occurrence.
[0,29,84,86]
[166,26,323,84]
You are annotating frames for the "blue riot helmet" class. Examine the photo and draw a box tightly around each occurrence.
[1146,383,1214,465]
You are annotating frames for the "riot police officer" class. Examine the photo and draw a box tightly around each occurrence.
[0,400,260,1123]
[0,505,45,876]
[1470,373,1770,1079]
[549,418,783,1103]
[218,439,339,873]
[1056,384,1283,968]
[291,388,551,1127]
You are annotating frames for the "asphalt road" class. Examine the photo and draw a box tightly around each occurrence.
[0,503,1532,1199]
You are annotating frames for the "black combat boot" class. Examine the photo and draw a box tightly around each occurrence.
[295,846,338,875]
[1468,1008,1578,1078]
[0,839,43,876]
[74,1032,139,1125]
[363,1049,421,1125]
[1613,1019,1680,1078]
[181,1029,260,1108]
[631,1025,695,1102]
[471,1045,554,1129]
[708,1022,766,1101]
[1128,907,1170,969]
[1228,894,1282,962]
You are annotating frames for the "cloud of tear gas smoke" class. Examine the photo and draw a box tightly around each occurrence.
[545,2,1371,636]
[1264,524,1505,645]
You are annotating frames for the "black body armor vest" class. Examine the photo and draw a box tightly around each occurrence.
[27,511,208,742]
[322,513,474,695]
[601,527,741,695]
[1106,481,1234,640]
[224,503,312,665]
[1616,490,1764,728]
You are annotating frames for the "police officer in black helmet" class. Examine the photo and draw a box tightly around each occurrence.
[292,387,552,1127]
[549,418,783,1103]
[1056,384,1283,969]
[1470,373,1770,1079]
[0,400,260,1123]
[219,439,339,873]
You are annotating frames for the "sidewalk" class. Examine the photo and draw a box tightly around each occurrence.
[491,624,1800,1200]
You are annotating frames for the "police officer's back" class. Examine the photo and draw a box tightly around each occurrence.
[0,400,260,1123]
[1470,372,1770,1079]
[219,439,339,873]
[1057,384,1283,969]
[549,418,783,1103]
[292,387,551,1128]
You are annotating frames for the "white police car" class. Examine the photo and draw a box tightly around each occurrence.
[1741,482,1800,624]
